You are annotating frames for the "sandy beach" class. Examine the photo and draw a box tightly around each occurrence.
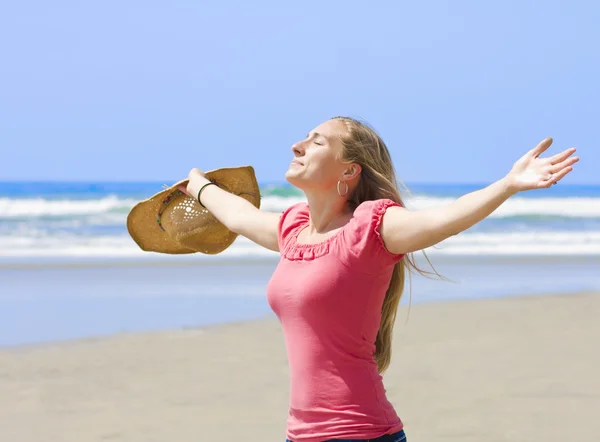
[1,290,598,442]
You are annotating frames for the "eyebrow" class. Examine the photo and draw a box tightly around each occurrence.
[307,131,327,139]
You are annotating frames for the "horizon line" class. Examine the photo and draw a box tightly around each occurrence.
[0,180,598,187]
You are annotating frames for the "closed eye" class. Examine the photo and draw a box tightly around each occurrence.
[307,131,326,146]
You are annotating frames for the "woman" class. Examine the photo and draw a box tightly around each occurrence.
[179,117,578,442]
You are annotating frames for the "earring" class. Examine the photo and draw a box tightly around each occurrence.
[337,180,349,197]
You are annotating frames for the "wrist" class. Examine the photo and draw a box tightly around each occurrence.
[500,175,519,197]
[187,176,211,199]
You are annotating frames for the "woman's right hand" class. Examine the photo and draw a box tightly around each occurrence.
[177,168,210,198]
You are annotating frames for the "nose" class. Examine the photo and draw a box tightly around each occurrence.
[291,141,304,157]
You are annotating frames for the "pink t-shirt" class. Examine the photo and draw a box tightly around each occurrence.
[266,198,405,442]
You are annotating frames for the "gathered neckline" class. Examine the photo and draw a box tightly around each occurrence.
[282,204,354,260]
[280,198,402,263]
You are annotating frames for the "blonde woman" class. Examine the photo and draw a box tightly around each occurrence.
[179,117,577,442]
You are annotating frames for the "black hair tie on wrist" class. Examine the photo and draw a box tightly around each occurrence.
[197,181,218,208]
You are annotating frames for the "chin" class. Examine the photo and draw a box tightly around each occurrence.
[284,170,306,189]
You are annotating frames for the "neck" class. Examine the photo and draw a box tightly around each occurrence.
[303,187,353,233]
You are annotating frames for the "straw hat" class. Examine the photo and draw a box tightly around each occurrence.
[127,165,261,255]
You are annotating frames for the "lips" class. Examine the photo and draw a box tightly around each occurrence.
[291,160,303,166]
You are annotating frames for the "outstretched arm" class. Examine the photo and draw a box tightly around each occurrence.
[380,138,579,255]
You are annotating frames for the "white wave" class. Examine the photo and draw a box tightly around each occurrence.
[258,195,306,212]
[2,231,600,258]
[0,196,137,218]
[430,231,600,255]
[1,194,599,220]
[404,196,600,218]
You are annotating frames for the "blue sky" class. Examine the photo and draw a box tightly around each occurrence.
[0,1,598,184]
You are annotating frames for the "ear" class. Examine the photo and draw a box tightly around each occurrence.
[343,163,362,181]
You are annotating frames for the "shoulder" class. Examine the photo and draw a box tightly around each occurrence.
[277,202,309,250]
[280,202,309,224]
[337,198,405,267]
[353,198,404,226]
[350,199,406,242]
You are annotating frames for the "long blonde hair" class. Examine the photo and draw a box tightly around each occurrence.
[334,116,444,374]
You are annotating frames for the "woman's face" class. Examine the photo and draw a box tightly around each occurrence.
[285,119,355,191]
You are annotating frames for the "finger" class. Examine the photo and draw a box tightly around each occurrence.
[529,137,553,158]
[550,156,579,173]
[540,166,573,188]
[549,147,577,164]
[176,181,190,194]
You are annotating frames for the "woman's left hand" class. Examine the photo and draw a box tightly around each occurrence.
[504,137,579,193]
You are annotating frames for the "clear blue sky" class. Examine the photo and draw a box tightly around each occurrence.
[0,1,598,184]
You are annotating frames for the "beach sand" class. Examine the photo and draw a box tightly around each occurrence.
[1,291,598,442]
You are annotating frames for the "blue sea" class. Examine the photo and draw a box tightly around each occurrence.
[2,181,600,346]
[1,181,599,260]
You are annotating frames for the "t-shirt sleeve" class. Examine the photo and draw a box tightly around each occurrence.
[340,198,405,271]
[277,202,309,253]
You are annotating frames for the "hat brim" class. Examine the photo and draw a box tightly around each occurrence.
[126,166,260,254]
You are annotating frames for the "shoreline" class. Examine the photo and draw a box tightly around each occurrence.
[0,289,594,352]
[2,253,599,270]
[3,256,600,347]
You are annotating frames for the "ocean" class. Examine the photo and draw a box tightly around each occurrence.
[1,181,600,346]
[1,181,599,260]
